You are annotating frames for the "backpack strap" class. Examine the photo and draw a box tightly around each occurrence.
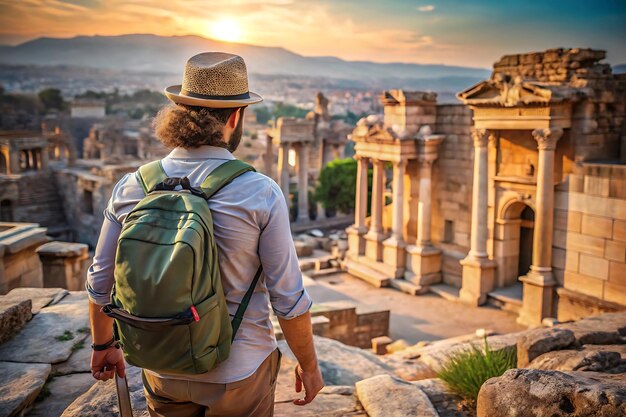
[137,160,168,194]
[199,159,261,341]
[200,159,256,199]
[231,265,263,341]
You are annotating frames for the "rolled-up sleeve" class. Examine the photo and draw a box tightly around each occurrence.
[85,213,121,305]
[258,181,312,319]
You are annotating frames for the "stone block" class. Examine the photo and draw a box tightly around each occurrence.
[583,175,610,197]
[581,214,613,239]
[578,254,609,280]
[604,281,626,305]
[0,299,31,344]
[371,336,393,355]
[459,257,496,306]
[517,327,576,367]
[564,232,605,257]
[355,374,438,417]
[608,261,626,286]
[564,271,604,299]
[605,240,626,262]
[477,369,626,417]
[554,209,582,233]
[614,220,626,242]
[0,362,51,417]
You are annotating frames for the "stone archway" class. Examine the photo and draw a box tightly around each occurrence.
[495,199,536,288]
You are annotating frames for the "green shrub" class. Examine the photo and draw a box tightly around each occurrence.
[437,338,516,405]
[314,158,372,214]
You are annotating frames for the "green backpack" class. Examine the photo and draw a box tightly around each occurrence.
[103,159,262,375]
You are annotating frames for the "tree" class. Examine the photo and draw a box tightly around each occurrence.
[38,88,65,111]
[314,158,371,214]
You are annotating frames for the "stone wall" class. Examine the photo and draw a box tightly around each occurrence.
[553,163,626,320]
[432,104,474,286]
[0,223,48,294]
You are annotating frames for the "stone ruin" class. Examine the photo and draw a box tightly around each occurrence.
[344,47,626,328]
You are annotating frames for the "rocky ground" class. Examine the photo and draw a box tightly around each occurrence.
[1,286,625,417]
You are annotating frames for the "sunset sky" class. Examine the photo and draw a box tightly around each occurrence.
[1,0,625,68]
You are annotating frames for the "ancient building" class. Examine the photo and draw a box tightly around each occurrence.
[345,48,626,327]
[265,93,351,223]
[0,131,68,236]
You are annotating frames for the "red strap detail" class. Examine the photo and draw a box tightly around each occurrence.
[190,306,200,322]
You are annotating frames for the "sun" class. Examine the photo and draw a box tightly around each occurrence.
[210,18,242,43]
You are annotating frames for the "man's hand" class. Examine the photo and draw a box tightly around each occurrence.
[91,347,126,381]
[294,363,324,406]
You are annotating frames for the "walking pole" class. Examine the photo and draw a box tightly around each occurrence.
[115,369,134,417]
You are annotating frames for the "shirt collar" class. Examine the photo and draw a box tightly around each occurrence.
[167,145,235,160]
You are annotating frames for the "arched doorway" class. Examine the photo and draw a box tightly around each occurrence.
[518,206,534,278]
[496,199,535,288]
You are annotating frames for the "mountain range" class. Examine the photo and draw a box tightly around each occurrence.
[0,34,490,82]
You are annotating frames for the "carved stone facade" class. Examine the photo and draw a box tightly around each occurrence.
[346,48,626,327]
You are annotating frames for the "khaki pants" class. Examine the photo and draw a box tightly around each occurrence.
[142,349,281,417]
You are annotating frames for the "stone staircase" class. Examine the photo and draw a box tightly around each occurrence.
[14,174,68,229]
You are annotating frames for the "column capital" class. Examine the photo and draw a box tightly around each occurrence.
[532,127,563,151]
[392,158,407,168]
[418,156,436,168]
[355,154,369,162]
[371,158,385,166]
[471,128,490,148]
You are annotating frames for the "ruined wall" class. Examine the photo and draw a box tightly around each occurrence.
[553,163,626,320]
[494,48,626,163]
[432,104,474,286]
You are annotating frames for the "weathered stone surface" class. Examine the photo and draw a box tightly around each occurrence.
[274,391,361,417]
[477,369,626,417]
[0,361,51,417]
[517,327,575,367]
[560,312,626,345]
[413,378,466,417]
[3,287,69,313]
[278,336,392,386]
[0,293,89,364]
[51,341,92,375]
[379,355,438,381]
[355,374,438,417]
[61,366,149,417]
[29,373,95,417]
[0,298,31,344]
[528,345,625,372]
[294,241,315,257]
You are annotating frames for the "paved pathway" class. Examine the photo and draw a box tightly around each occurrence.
[304,272,526,344]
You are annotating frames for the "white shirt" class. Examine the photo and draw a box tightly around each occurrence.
[86,145,312,383]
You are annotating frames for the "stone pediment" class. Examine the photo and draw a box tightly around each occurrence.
[457,75,577,107]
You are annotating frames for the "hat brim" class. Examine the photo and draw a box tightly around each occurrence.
[164,85,263,108]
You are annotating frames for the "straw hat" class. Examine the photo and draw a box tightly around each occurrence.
[165,52,262,108]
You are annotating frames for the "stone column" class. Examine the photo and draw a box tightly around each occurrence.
[37,242,89,291]
[9,149,19,174]
[347,156,369,257]
[460,128,497,306]
[518,127,563,327]
[406,134,444,286]
[277,142,290,201]
[365,159,385,262]
[40,147,49,170]
[264,134,274,178]
[383,159,407,277]
[296,142,310,223]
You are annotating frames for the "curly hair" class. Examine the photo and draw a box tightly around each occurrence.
[153,104,239,149]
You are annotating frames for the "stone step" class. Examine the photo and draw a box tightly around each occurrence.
[488,283,523,314]
[429,283,461,302]
[389,278,429,296]
[343,259,391,288]
[308,267,342,278]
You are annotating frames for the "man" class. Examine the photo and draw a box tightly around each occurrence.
[86,52,324,416]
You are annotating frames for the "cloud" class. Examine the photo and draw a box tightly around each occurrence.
[417,5,435,12]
